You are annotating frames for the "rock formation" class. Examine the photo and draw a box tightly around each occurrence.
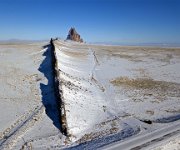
[66,27,83,42]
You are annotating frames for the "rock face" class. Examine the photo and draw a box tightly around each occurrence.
[66,27,83,42]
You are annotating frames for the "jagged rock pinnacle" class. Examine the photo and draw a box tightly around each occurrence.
[66,27,83,43]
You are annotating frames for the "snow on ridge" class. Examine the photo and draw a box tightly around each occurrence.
[53,40,136,141]
[53,39,180,143]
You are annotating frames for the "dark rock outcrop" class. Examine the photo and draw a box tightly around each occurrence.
[66,27,83,42]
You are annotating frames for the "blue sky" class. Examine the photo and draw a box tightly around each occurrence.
[0,0,180,43]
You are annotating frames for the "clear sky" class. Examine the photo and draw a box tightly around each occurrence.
[0,0,180,43]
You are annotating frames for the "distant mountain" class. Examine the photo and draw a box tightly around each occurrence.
[0,39,48,44]
[89,42,180,48]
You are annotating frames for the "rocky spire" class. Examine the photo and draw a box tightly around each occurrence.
[66,27,83,43]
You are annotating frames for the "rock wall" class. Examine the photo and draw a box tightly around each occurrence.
[50,39,68,136]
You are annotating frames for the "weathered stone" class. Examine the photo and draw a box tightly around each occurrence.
[66,27,83,42]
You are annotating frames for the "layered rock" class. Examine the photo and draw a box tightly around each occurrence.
[66,27,83,42]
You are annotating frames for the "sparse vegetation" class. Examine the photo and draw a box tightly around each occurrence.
[110,77,180,104]
[110,77,178,90]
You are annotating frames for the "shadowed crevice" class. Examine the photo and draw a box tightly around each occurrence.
[38,44,61,130]
[50,39,68,135]
[139,114,180,124]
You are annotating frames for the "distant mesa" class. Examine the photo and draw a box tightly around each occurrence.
[66,27,83,43]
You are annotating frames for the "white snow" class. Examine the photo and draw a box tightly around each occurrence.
[0,42,65,150]
[54,40,180,145]
[152,135,180,150]
[0,40,180,149]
